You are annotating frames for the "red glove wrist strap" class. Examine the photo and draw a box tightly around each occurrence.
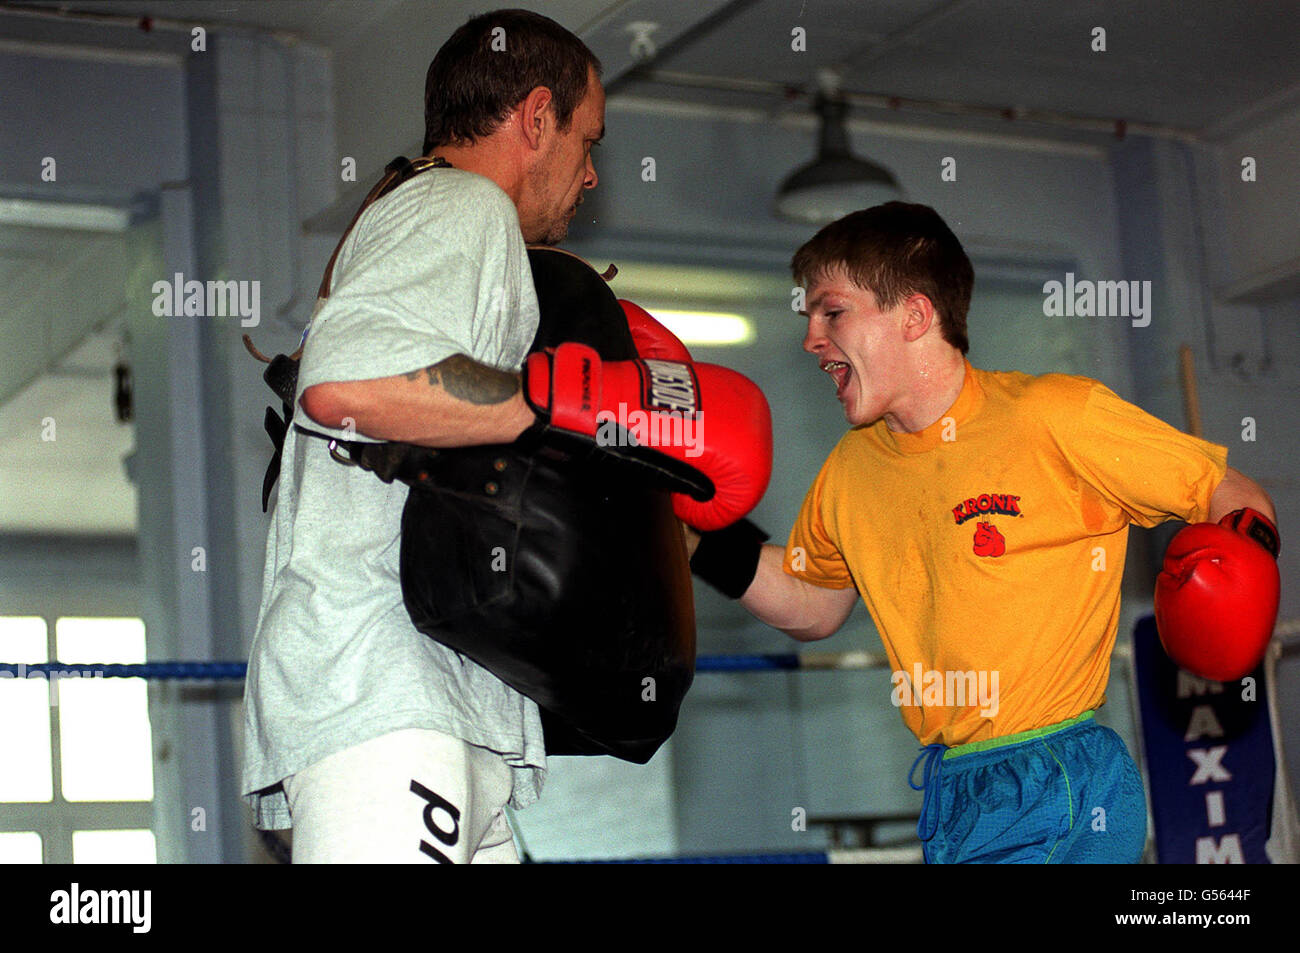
[1219,507,1280,558]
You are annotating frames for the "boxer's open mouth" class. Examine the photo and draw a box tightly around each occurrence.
[821,359,851,396]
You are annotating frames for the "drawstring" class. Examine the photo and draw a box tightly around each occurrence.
[909,743,947,843]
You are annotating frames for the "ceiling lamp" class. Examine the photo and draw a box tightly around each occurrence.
[774,73,902,224]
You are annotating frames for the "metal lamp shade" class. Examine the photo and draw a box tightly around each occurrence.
[774,94,901,224]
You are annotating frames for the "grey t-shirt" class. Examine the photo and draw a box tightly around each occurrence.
[242,169,545,829]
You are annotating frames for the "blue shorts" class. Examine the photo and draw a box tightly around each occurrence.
[909,711,1147,864]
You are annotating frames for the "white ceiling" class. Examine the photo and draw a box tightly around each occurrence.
[11,0,1299,135]
[626,0,1300,137]
[1,0,1297,536]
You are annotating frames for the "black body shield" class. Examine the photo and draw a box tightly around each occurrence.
[398,247,697,763]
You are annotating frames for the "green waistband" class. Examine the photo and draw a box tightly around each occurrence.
[942,710,1095,760]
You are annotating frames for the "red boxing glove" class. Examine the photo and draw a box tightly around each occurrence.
[1154,507,1281,681]
[621,300,693,362]
[620,300,774,527]
[668,359,772,531]
[523,342,772,531]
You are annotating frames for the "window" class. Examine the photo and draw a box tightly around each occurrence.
[0,616,53,803]
[0,615,156,863]
[0,831,42,863]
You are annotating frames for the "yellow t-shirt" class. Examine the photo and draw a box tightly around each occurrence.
[784,361,1227,746]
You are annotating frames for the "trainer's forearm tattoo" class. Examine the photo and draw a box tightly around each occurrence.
[403,354,520,405]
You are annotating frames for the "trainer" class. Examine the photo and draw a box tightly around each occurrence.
[242,10,605,864]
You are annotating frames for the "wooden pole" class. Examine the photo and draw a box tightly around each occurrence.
[1178,344,1204,438]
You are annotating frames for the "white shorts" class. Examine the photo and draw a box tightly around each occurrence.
[283,727,519,864]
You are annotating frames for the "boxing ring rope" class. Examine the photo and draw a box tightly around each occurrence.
[538,846,924,864]
[0,662,250,679]
[5,620,1295,864]
[0,651,933,864]
[5,622,1298,680]
[0,654,888,679]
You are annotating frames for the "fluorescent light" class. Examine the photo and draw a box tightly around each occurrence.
[649,309,754,346]
[0,198,130,232]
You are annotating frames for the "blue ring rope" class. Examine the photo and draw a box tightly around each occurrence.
[697,653,801,671]
[0,662,249,679]
[540,850,830,864]
[0,655,810,680]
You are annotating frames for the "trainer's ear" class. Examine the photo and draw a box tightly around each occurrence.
[900,293,936,343]
[516,85,554,150]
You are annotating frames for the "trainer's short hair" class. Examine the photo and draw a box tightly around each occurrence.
[791,202,974,354]
[423,8,602,152]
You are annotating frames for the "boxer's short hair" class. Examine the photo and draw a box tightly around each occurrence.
[424,9,602,152]
[791,202,974,354]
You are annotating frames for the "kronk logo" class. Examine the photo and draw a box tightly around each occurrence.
[972,521,1005,557]
[951,492,1020,558]
[951,493,1021,524]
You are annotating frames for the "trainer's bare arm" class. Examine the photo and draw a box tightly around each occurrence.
[300,355,535,447]
[683,529,857,641]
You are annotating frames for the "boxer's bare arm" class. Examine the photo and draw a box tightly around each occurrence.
[683,527,856,641]
[740,544,858,641]
[300,355,535,447]
[1208,466,1276,523]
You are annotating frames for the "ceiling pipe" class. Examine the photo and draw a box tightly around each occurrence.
[638,68,1197,142]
